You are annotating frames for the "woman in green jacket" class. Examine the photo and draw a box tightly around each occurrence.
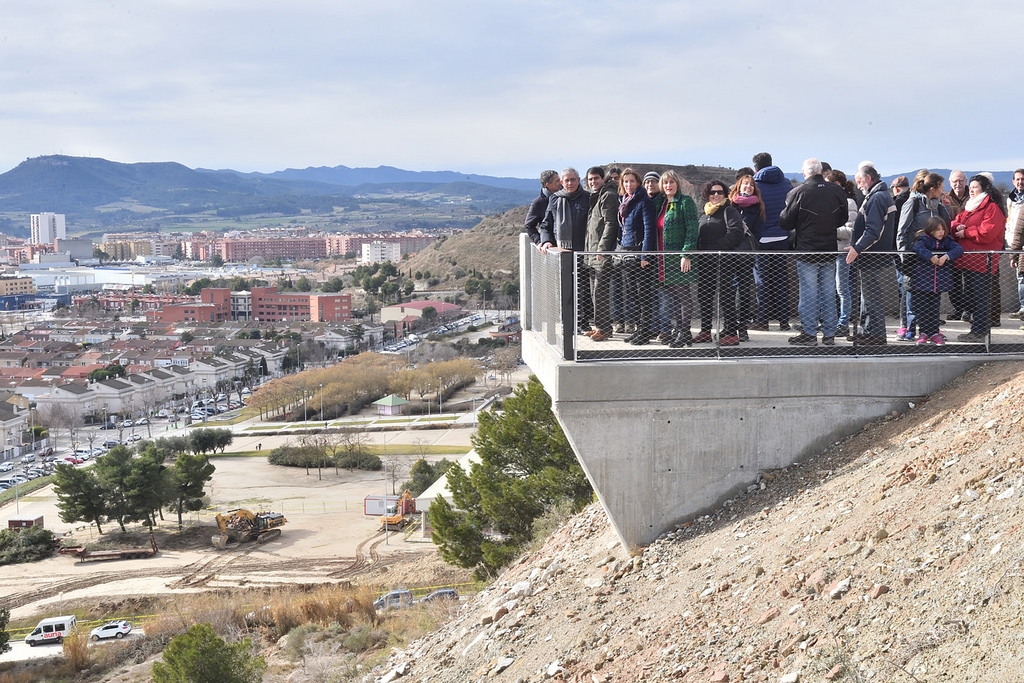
[653,170,699,347]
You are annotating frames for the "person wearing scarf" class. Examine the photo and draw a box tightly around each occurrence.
[951,173,1008,342]
[728,175,764,341]
[693,180,744,346]
[1006,169,1024,321]
[616,168,658,345]
[653,170,699,347]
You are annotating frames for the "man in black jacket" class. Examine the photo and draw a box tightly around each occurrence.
[538,168,592,332]
[780,158,849,346]
[524,170,561,248]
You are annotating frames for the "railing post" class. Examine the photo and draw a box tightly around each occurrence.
[519,234,533,331]
[559,250,576,361]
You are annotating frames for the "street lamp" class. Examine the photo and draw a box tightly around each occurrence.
[319,383,324,426]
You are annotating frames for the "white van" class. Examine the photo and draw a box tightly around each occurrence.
[25,615,77,646]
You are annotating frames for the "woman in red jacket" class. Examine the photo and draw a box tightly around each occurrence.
[952,174,1007,342]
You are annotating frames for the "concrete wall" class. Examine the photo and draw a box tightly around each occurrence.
[523,331,988,549]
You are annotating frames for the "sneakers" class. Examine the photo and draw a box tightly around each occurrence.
[929,333,945,346]
[895,327,919,341]
[788,333,817,346]
[1010,311,1024,320]
[738,329,749,342]
[718,334,740,346]
[916,333,929,345]
[693,331,713,343]
[821,336,835,346]
[957,332,985,343]
[589,330,610,342]
[656,332,673,344]
[612,322,624,333]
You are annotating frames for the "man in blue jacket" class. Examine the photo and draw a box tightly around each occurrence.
[845,164,897,345]
[750,152,794,331]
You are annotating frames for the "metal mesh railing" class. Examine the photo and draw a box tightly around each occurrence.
[524,242,1024,361]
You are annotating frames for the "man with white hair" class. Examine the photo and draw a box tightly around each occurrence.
[780,158,849,346]
[845,164,897,345]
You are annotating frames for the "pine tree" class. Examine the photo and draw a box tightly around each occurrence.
[431,377,591,578]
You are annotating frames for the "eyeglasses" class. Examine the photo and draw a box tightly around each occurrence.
[709,189,726,196]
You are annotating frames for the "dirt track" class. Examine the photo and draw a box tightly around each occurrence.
[0,447,466,623]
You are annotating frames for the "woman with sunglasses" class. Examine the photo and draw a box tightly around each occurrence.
[694,180,745,345]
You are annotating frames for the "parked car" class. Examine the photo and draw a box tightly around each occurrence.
[373,589,414,610]
[136,418,149,425]
[89,620,132,641]
[20,454,36,464]
[420,588,459,603]
[127,434,142,442]
[0,462,13,472]
[40,447,54,457]
[60,457,84,465]
[121,420,133,428]
[102,439,121,449]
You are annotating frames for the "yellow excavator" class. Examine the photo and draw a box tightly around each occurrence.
[380,490,417,531]
[212,509,287,550]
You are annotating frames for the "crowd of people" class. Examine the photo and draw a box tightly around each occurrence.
[524,153,1024,348]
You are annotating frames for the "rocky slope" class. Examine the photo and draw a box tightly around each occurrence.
[369,360,1024,683]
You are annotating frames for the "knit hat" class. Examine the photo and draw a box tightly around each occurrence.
[643,171,660,184]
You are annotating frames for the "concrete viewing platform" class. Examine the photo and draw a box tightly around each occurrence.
[519,236,1024,549]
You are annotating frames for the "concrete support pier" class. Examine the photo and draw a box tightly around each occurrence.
[523,334,983,549]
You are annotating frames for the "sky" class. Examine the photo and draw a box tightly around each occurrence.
[2,1,1022,180]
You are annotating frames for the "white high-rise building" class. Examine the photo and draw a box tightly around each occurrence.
[361,241,402,265]
[30,212,67,244]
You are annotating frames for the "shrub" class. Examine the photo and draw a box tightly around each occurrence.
[0,525,56,565]
[152,623,266,683]
[62,629,90,672]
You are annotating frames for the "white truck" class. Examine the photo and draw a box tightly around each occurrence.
[25,615,78,646]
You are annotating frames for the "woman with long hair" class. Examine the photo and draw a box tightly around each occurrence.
[895,171,950,341]
[825,169,858,338]
[728,174,763,340]
[617,168,658,345]
[952,173,1007,342]
[653,170,699,347]
[694,179,745,345]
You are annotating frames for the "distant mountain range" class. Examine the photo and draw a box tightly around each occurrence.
[0,155,537,236]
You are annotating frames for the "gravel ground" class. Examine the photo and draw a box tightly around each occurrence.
[371,361,1024,683]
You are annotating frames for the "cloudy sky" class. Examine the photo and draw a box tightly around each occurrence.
[2,1,1021,180]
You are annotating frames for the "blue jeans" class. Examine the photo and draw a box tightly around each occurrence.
[835,254,852,328]
[897,270,916,334]
[1017,271,1024,312]
[796,259,838,337]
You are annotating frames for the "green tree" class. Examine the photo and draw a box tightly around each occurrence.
[170,453,216,530]
[189,428,218,455]
[0,607,10,655]
[180,331,195,344]
[94,447,136,533]
[53,463,108,533]
[210,253,225,267]
[152,623,266,683]
[124,449,170,529]
[295,275,312,292]
[431,377,591,579]
[403,458,454,497]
